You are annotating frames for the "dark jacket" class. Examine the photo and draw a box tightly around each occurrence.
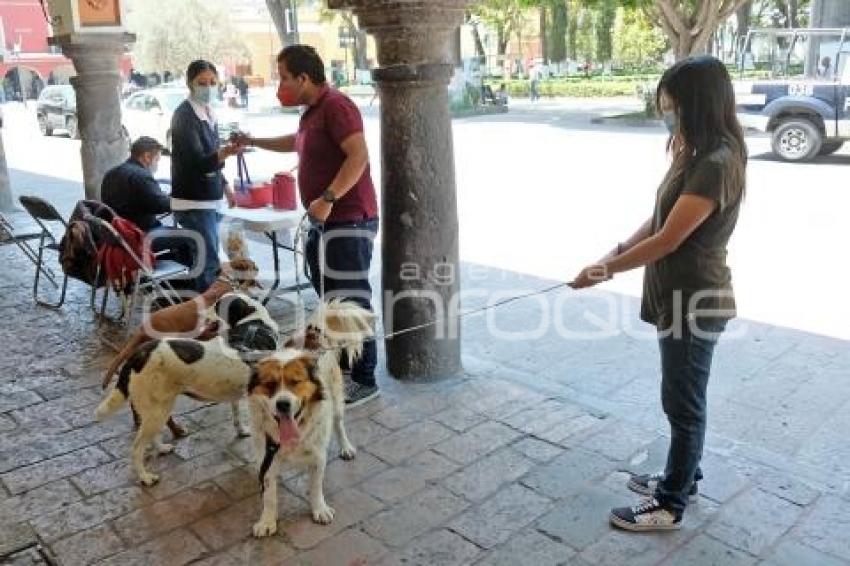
[170,100,225,202]
[101,158,170,232]
[58,200,116,285]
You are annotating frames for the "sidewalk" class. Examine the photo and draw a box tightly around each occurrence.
[1,216,849,564]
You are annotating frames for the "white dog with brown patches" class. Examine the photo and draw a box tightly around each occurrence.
[247,301,374,536]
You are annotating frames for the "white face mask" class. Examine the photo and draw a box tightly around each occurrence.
[147,156,160,176]
[663,111,678,135]
[191,85,216,105]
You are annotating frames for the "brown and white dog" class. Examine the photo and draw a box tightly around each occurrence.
[247,300,374,535]
[101,257,260,438]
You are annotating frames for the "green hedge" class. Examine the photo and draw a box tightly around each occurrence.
[486,78,652,98]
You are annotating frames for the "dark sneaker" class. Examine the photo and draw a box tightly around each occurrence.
[610,498,682,532]
[344,380,379,407]
[627,473,699,503]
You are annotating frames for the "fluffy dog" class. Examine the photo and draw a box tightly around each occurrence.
[101,258,260,438]
[249,300,374,536]
[95,293,279,486]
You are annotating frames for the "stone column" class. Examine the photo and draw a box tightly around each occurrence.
[49,33,134,201]
[0,127,12,211]
[328,0,470,380]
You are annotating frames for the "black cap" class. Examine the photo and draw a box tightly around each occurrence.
[130,136,167,157]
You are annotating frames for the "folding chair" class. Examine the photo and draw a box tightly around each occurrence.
[0,210,61,287]
[90,217,189,327]
[18,196,70,308]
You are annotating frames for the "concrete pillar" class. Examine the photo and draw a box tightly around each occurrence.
[49,33,134,201]
[0,127,12,212]
[328,0,470,380]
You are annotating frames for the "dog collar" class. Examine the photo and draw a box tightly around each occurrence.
[258,434,280,491]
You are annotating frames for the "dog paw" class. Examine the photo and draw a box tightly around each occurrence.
[236,425,252,438]
[139,472,160,486]
[312,504,335,525]
[157,443,175,455]
[170,424,189,439]
[340,444,357,460]
[252,518,278,538]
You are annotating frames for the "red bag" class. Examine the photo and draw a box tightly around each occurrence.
[272,172,297,210]
[234,153,272,208]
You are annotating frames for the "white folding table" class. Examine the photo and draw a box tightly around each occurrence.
[220,207,311,304]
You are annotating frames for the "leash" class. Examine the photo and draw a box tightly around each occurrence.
[284,213,572,349]
[258,434,280,489]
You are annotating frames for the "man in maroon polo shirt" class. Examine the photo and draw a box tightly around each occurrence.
[237,45,380,406]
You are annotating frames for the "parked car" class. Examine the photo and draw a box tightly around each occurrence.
[121,87,243,150]
[36,85,78,138]
[736,28,850,162]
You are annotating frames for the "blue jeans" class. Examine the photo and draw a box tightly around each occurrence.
[305,219,378,387]
[654,319,725,514]
[173,210,221,291]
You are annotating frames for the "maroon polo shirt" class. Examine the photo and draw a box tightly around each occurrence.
[295,85,378,223]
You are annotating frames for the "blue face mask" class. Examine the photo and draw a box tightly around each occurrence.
[191,85,215,105]
[663,111,678,135]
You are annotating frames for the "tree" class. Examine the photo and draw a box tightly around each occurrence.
[646,0,751,60]
[266,0,300,47]
[317,7,369,73]
[468,0,528,56]
[466,11,489,59]
[550,2,568,61]
[128,0,249,74]
[595,0,618,62]
[613,7,667,66]
[587,0,749,60]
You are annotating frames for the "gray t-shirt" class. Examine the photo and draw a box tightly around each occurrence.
[640,143,745,329]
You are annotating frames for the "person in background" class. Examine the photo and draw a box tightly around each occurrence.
[234,45,380,406]
[169,60,239,291]
[237,77,249,108]
[101,136,194,268]
[569,56,746,532]
[819,56,832,78]
[497,83,508,105]
[529,66,540,102]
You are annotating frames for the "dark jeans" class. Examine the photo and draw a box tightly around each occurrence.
[173,210,221,292]
[305,219,378,387]
[654,319,726,514]
[148,226,196,267]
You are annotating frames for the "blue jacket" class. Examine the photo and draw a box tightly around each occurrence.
[170,100,224,202]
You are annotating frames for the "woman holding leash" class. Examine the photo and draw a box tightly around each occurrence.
[170,59,240,291]
[569,56,746,532]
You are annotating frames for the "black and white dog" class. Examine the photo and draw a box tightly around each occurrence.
[95,293,278,486]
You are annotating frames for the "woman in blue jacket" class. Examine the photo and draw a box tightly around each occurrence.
[170,60,239,291]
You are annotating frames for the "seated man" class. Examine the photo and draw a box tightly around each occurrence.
[101,136,195,270]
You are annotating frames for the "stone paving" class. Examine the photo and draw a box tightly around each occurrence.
[2,203,850,565]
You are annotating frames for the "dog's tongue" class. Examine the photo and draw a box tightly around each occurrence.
[278,416,300,447]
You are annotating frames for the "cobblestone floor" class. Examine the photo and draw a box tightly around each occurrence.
[1,210,849,566]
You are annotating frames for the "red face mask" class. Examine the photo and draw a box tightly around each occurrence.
[277,80,300,107]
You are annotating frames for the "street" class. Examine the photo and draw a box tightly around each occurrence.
[4,98,849,340]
